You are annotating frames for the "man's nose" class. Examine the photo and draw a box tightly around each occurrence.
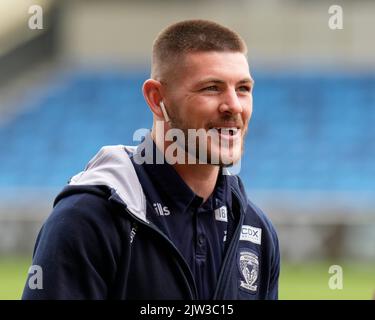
[219,89,243,114]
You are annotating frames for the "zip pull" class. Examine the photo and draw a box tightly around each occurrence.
[130,222,138,244]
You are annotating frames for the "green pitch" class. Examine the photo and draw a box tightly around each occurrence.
[279,261,374,300]
[0,256,31,300]
[0,256,374,300]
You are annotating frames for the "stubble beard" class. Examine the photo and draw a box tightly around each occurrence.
[167,111,246,167]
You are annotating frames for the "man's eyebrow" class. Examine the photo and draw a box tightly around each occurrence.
[195,78,224,86]
[195,77,255,86]
[238,78,255,86]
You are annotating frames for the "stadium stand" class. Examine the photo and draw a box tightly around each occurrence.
[0,69,374,194]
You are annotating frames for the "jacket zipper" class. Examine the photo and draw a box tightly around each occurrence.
[212,190,245,299]
[120,204,198,299]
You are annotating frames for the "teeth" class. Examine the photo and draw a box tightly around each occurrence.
[214,127,238,135]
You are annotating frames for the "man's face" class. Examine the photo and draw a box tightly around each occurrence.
[163,51,253,166]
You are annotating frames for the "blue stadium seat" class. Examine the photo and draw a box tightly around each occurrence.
[0,69,374,194]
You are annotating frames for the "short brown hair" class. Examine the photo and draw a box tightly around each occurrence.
[151,19,247,80]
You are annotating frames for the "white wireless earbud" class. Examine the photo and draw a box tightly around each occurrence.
[159,101,170,123]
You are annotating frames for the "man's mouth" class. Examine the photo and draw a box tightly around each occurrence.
[215,127,238,136]
[209,127,241,137]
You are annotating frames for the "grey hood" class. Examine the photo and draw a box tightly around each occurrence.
[69,145,148,222]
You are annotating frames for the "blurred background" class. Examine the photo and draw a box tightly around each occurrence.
[0,0,374,299]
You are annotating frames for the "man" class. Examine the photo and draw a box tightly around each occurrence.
[22,19,280,300]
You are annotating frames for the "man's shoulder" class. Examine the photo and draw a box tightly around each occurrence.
[49,186,119,230]
[54,185,111,210]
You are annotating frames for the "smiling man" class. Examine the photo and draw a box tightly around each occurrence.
[22,20,280,300]
[144,49,252,176]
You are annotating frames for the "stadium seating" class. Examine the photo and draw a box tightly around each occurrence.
[0,69,374,193]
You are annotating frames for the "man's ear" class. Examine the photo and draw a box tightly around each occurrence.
[142,79,165,119]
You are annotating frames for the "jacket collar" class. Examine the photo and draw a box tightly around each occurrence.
[65,139,247,223]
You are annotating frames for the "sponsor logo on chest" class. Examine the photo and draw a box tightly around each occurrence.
[239,225,262,245]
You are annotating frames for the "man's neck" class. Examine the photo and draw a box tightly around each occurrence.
[172,163,220,203]
[152,129,219,202]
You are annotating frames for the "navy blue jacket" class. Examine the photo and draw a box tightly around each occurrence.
[22,145,280,300]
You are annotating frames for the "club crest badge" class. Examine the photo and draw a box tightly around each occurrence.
[238,251,259,293]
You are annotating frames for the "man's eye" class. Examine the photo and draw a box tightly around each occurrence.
[202,86,219,91]
[237,86,251,92]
